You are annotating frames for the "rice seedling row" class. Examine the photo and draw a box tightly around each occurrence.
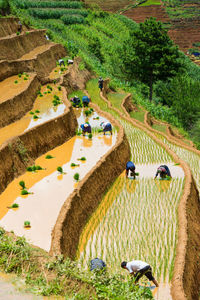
[78,80,185,286]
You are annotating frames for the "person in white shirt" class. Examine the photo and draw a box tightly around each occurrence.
[58,59,65,67]
[121,260,159,287]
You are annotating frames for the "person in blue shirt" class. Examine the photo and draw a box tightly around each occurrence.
[100,122,112,135]
[90,258,106,271]
[82,96,90,107]
[80,123,92,136]
[126,161,136,179]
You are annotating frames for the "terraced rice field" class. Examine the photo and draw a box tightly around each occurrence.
[0,107,116,250]
[77,81,185,296]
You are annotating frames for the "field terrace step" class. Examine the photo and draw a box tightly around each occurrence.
[0,17,28,38]
[122,5,170,23]
[0,43,66,81]
[0,29,48,61]
[0,73,40,128]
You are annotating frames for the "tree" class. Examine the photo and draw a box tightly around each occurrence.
[121,17,183,101]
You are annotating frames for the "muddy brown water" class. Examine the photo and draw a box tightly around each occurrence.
[0,74,34,104]
[0,84,65,147]
[0,108,116,251]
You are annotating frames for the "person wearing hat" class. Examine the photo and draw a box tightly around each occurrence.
[126,161,136,178]
[98,77,104,91]
[121,260,159,287]
[80,123,92,136]
[100,121,112,135]
[82,96,90,107]
[58,59,65,67]
[72,96,81,107]
[154,165,171,179]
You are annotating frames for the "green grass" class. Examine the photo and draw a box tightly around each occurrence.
[140,0,161,6]
[152,123,167,133]
[130,110,145,123]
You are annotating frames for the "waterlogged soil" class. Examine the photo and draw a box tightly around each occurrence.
[0,73,34,104]
[49,65,68,80]
[0,108,116,251]
[0,84,65,147]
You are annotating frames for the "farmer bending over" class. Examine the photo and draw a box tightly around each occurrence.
[100,122,112,135]
[80,123,91,136]
[18,20,22,33]
[58,59,65,67]
[126,161,136,179]
[154,165,171,179]
[121,260,159,287]
[82,96,90,107]
[72,96,81,107]
[98,77,104,91]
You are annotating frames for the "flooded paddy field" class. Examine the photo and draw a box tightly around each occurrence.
[0,107,117,251]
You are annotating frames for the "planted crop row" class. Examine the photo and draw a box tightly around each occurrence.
[28,8,88,19]
[15,0,83,9]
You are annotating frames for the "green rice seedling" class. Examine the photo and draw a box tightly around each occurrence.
[90,108,94,112]
[47,85,52,91]
[84,110,91,117]
[18,73,22,78]
[174,163,180,166]
[74,173,80,181]
[35,165,43,170]
[16,32,20,35]
[93,117,99,120]
[8,203,19,209]
[47,91,51,94]
[45,154,54,159]
[77,157,86,161]
[24,221,31,228]
[24,77,28,80]
[23,73,29,77]
[29,111,34,115]
[57,166,66,174]
[21,189,29,195]
[71,163,80,167]
[58,86,62,91]
[19,181,26,190]
[26,166,33,172]
[39,94,43,97]
[88,133,92,139]
[44,92,47,94]
[33,114,39,119]
[35,109,40,114]
[32,165,37,172]
[54,70,58,73]
[14,80,18,84]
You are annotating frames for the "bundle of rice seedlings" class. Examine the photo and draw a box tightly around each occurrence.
[88,133,92,139]
[33,115,39,119]
[21,189,29,195]
[58,86,62,91]
[57,166,66,174]
[14,80,18,84]
[71,163,80,167]
[74,173,80,181]
[45,154,54,159]
[35,109,40,114]
[24,221,31,228]
[29,111,34,115]
[47,85,52,91]
[8,203,19,209]
[19,181,26,190]
[18,74,22,78]
[77,157,86,161]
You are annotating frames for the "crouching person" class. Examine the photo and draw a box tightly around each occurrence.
[100,122,112,135]
[80,123,91,136]
[90,258,106,271]
[126,161,136,179]
[154,165,171,179]
[121,260,159,287]
[82,96,90,107]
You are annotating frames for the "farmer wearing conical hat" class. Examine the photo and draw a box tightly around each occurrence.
[154,165,171,179]
[80,123,91,136]
[100,121,112,135]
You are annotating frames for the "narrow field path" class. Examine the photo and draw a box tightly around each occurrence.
[76,79,187,300]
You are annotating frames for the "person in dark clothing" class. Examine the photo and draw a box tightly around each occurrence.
[80,123,92,136]
[121,260,159,287]
[154,165,171,179]
[18,21,22,33]
[90,258,106,271]
[82,96,90,107]
[126,161,136,179]
[72,96,81,107]
[100,122,112,135]
[58,59,65,67]
[98,77,104,91]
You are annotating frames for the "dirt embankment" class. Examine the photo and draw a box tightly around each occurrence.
[0,87,78,195]
[121,95,200,300]
[0,43,66,82]
[50,101,130,258]
[0,29,48,60]
[122,5,170,23]
[0,17,27,38]
[123,93,138,113]
[0,74,40,128]
[62,58,93,93]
